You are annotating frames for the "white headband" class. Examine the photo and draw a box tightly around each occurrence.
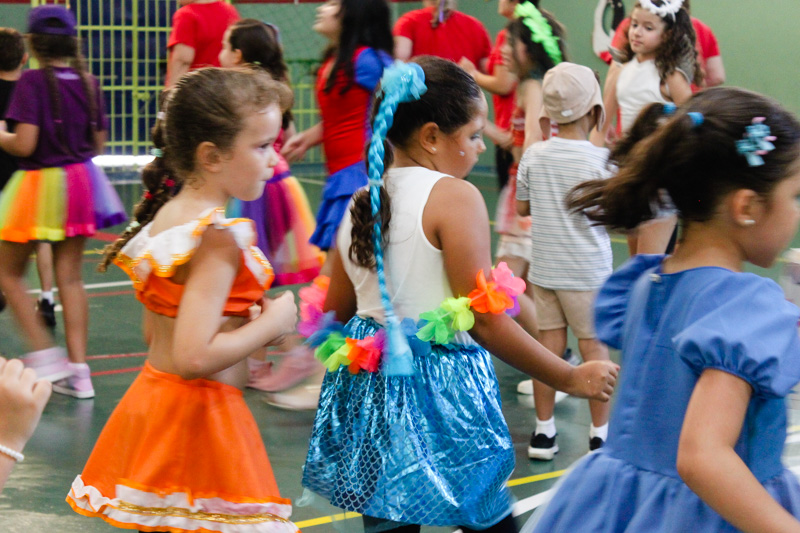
[638,0,684,20]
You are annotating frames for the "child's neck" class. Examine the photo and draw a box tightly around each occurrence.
[635,51,657,63]
[556,121,591,141]
[661,222,744,274]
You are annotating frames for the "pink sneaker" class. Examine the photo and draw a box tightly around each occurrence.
[53,363,95,399]
[247,347,324,392]
[22,347,72,382]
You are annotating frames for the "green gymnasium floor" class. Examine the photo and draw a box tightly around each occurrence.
[2,170,800,532]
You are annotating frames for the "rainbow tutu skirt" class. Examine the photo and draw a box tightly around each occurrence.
[0,160,127,242]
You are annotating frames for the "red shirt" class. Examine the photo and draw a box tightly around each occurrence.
[393,7,491,66]
[167,1,239,70]
[487,29,516,131]
[317,47,392,175]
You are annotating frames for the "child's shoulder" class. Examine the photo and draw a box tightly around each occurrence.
[118,207,267,282]
[521,138,610,164]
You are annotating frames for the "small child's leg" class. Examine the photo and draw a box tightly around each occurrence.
[0,240,53,351]
[579,338,611,431]
[52,237,88,364]
[532,327,569,422]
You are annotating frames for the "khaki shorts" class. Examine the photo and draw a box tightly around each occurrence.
[532,285,598,339]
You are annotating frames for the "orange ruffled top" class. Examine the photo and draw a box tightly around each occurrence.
[115,207,274,318]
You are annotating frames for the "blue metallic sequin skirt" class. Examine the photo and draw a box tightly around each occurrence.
[302,316,515,529]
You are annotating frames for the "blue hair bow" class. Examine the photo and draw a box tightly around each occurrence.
[379,61,427,103]
[736,117,777,167]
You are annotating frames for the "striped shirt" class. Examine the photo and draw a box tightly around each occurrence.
[516,137,613,291]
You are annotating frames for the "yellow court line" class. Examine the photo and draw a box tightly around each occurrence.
[507,469,566,487]
[292,470,566,529]
[295,511,361,529]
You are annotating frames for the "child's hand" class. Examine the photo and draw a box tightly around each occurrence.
[566,360,619,402]
[281,133,309,163]
[458,57,478,77]
[0,357,52,453]
[257,291,298,345]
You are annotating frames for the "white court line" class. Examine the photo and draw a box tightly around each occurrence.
[26,280,133,295]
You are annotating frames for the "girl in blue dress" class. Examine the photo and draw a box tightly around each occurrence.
[526,87,800,533]
[299,57,620,533]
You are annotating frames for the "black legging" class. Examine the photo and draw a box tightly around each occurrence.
[362,513,518,533]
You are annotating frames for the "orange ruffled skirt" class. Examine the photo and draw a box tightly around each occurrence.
[67,362,299,532]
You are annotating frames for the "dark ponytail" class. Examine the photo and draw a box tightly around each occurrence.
[569,87,800,230]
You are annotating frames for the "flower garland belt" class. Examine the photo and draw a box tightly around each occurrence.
[297,262,525,374]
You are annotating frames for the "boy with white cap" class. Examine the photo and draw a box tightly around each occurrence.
[516,62,614,460]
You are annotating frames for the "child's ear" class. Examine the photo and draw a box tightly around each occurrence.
[233,48,243,66]
[728,188,763,227]
[20,52,29,68]
[196,141,224,172]
[417,122,440,155]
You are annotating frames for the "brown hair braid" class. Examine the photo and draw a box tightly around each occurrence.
[100,68,293,271]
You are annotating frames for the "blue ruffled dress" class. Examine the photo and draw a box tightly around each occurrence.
[526,255,800,533]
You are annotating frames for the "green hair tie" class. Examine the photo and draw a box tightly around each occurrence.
[514,2,563,67]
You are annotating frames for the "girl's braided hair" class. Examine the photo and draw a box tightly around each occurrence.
[100,68,292,271]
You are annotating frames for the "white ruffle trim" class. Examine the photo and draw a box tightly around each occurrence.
[118,207,272,288]
[68,476,298,532]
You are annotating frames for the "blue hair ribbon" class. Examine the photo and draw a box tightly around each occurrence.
[367,61,427,376]
[662,103,677,115]
[736,117,777,167]
[687,112,704,128]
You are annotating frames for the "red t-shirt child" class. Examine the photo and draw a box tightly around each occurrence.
[393,7,491,66]
[486,29,515,131]
[167,1,239,70]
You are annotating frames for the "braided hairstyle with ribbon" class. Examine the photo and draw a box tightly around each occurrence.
[348,57,484,374]
[568,87,800,231]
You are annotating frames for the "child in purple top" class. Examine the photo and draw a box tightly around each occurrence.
[0,6,126,400]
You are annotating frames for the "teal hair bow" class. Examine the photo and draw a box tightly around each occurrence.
[736,117,777,167]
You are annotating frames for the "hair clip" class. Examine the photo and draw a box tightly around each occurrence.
[736,117,777,167]
[124,220,141,233]
[662,103,677,115]
[150,148,163,158]
[156,111,166,121]
[638,0,684,21]
[164,178,176,188]
[514,2,563,66]
[687,112,704,128]
[252,60,262,66]
[143,191,154,200]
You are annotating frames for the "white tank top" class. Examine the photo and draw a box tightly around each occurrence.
[338,166,476,344]
[617,58,668,132]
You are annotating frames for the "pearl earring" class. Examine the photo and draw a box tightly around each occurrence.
[741,219,756,227]
[459,151,465,156]
[431,147,437,153]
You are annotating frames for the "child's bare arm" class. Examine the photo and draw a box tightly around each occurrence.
[172,227,297,379]
[0,123,39,158]
[323,248,357,323]
[678,369,800,533]
[430,178,617,400]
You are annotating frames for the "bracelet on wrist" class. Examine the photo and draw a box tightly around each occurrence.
[0,443,24,462]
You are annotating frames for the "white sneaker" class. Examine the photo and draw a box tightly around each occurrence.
[516,379,568,404]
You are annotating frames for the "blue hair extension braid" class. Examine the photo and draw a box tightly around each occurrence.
[367,61,427,376]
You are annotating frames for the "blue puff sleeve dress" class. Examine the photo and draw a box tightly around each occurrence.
[526,254,800,533]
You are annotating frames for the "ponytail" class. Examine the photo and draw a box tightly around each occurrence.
[359,61,427,376]
[569,87,800,230]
